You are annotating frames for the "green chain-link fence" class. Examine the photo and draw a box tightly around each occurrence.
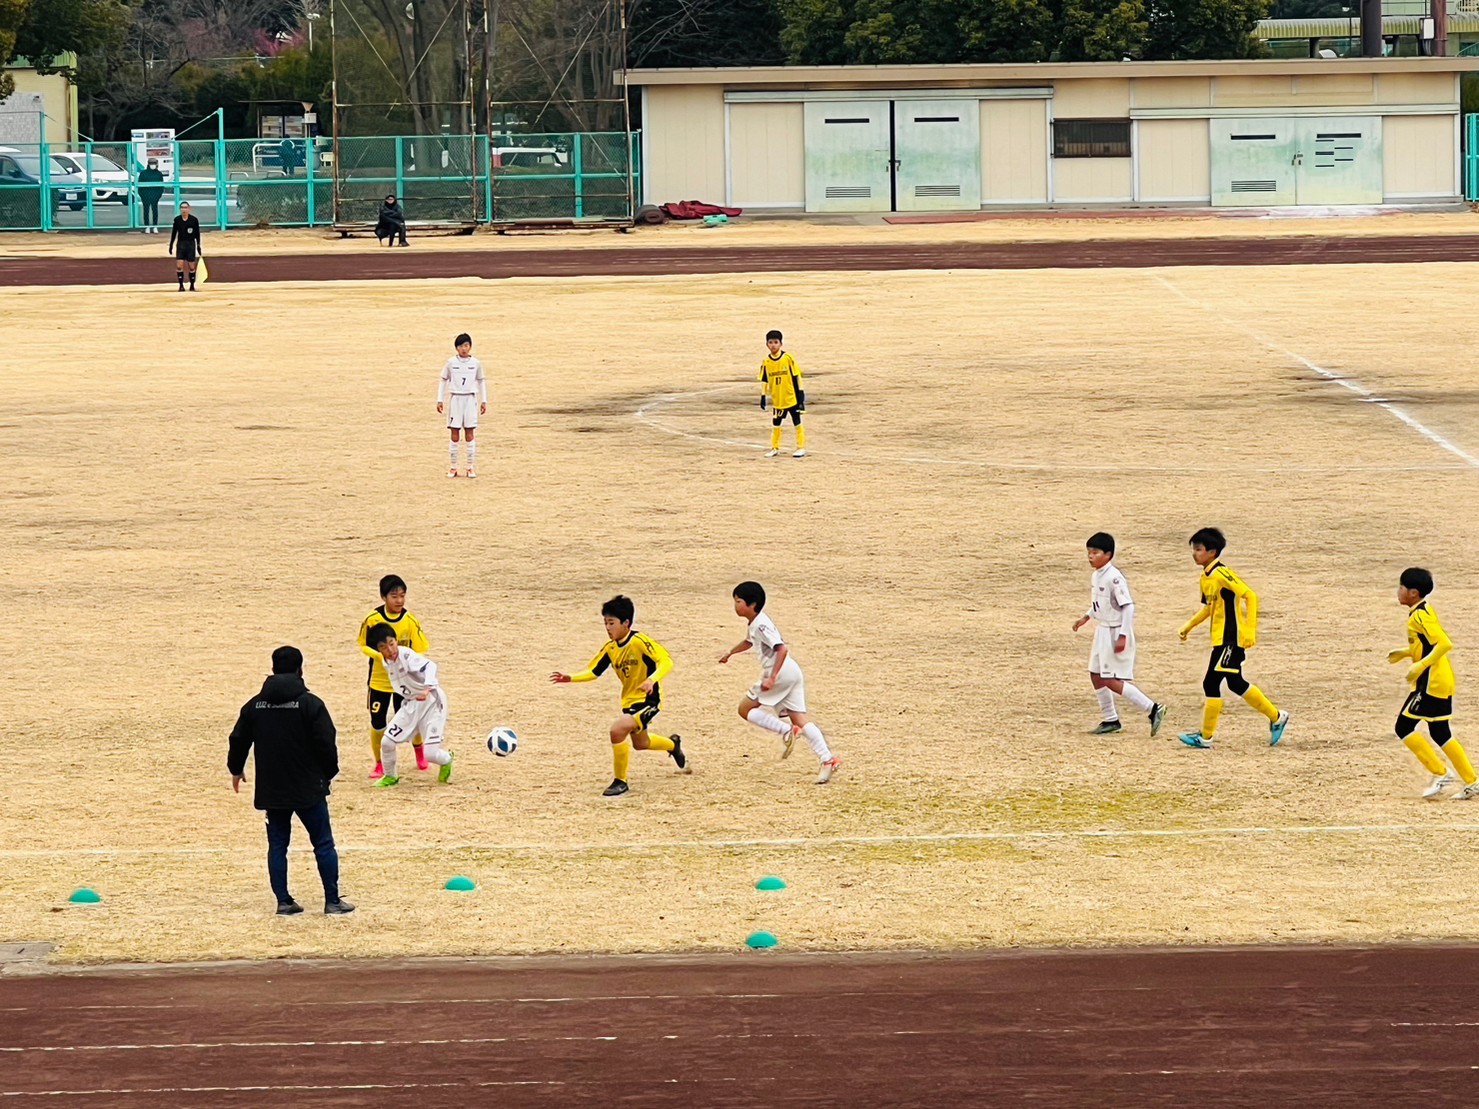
[0,133,637,232]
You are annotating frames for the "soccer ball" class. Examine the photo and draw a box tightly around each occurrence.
[487,727,518,757]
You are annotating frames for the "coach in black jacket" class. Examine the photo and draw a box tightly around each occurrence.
[228,646,354,916]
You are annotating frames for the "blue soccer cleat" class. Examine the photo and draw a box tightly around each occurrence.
[1269,710,1290,746]
[1178,731,1211,749]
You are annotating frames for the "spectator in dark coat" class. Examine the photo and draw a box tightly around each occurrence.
[136,158,164,233]
[376,194,409,246]
[228,646,354,916]
[278,137,299,177]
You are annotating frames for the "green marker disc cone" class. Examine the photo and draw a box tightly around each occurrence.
[745,930,778,949]
[68,888,101,904]
[444,876,476,892]
[755,876,787,891]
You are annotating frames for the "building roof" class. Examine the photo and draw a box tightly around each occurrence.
[1255,13,1479,37]
[623,57,1479,86]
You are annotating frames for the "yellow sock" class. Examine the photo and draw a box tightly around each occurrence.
[612,740,631,781]
[412,738,424,751]
[770,426,781,450]
[645,733,674,753]
[1202,698,1223,739]
[1404,734,1447,775]
[370,728,384,761]
[1242,686,1279,722]
[1441,738,1478,784]
[796,426,806,450]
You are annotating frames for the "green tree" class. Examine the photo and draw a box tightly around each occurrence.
[629,0,784,68]
[1146,0,1270,59]
[0,0,28,101]
[959,0,1056,63]
[1057,0,1147,60]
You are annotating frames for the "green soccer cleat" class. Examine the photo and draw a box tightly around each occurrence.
[1089,721,1123,735]
[374,774,401,788]
[1149,703,1168,737]
[438,751,454,783]
[1178,731,1211,749]
[1269,710,1291,747]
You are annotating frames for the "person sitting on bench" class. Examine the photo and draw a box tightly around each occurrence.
[376,195,408,246]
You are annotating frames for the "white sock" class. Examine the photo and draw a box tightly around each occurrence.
[448,441,458,466]
[380,736,398,777]
[421,742,451,766]
[1120,683,1154,712]
[800,722,832,761]
[466,440,477,468]
[746,707,790,736]
[1095,688,1118,722]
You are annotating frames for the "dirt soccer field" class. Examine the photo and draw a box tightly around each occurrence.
[4,248,1479,968]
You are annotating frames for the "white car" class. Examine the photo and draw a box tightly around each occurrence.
[491,146,569,169]
[49,151,133,207]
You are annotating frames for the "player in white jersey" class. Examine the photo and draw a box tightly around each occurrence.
[719,581,841,783]
[437,332,487,478]
[365,623,454,786]
[1072,532,1168,736]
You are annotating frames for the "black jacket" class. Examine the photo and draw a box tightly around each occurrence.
[377,200,406,227]
[227,674,339,811]
[137,167,164,201]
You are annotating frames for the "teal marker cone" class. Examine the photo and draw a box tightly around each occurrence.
[755,876,787,891]
[68,888,101,904]
[444,876,476,892]
[745,930,778,949]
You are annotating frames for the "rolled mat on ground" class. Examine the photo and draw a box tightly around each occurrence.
[659,201,743,220]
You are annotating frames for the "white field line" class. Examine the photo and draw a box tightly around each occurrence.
[633,385,1465,475]
[7,823,1479,859]
[1153,273,1479,472]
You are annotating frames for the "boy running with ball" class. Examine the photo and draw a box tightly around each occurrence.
[366,623,454,787]
[550,595,691,797]
[1072,533,1167,736]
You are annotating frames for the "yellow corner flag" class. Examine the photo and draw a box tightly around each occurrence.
[197,256,210,286]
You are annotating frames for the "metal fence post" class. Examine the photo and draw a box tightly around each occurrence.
[306,141,317,226]
[1468,114,1478,201]
[83,139,96,229]
[395,137,405,206]
[38,115,51,232]
[480,133,493,223]
[572,133,583,218]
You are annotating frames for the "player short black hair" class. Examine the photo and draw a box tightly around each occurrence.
[366,623,398,649]
[379,574,407,597]
[454,333,471,347]
[1400,567,1434,597]
[1086,532,1115,556]
[271,645,303,674]
[733,581,766,611]
[1189,527,1226,554]
[601,595,635,624]
[766,329,783,342]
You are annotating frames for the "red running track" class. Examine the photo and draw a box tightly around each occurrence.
[1,945,1476,1107]
[1,233,1477,286]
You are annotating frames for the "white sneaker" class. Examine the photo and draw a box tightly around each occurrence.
[446,467,458,478]
[781,726,798,760]
[1423,772,1457,799]
[764,448,780,457]
[793,449,807,458]
[1456,781,1479,801]
[815,757,841,784]
[465,468,477,479]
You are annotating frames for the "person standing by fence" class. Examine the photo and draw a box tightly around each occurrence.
[136,158,164,234]
[168,201,201,291]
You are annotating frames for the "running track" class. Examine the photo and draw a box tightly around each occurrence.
[1,232,1478,285]
[1,946,1475,1106]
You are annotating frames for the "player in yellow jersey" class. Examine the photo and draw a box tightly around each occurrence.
[760,329,806,459]
[1176,528,1290,749]
[1390,568,1479,800]
[550,594,691,797]
[356,574,429,777]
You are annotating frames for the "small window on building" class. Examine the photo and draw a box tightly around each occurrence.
[1053,119,1132,159]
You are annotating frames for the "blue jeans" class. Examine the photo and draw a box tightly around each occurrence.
[265,800,339,905]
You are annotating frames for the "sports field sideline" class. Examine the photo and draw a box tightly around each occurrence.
[3,220,1479,970]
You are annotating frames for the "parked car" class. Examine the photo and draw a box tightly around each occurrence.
[491,146,570,169]
[49,151,133,207]
[0,146,82,221]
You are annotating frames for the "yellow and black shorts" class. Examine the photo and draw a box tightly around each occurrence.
[1400,690,1453,723]
[622,701,661,731]
[368,687,404,730]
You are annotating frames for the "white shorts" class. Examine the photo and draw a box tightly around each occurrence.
[1089,625,1135,680]
[385,689,448,746]
[747,659,807,714]
[445,394,479,429]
